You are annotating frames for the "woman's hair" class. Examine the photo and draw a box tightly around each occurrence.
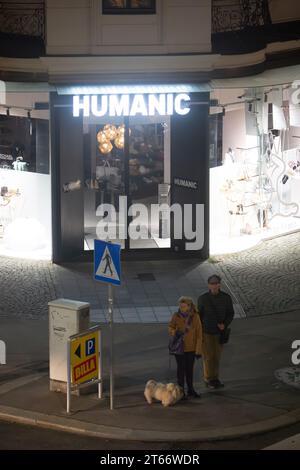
[178,296,197,312]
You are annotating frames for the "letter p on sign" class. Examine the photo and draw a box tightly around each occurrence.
[86,338,95,357]
[0,340,6,365]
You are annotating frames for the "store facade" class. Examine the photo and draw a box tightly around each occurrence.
[0,86,51,260]
[209,82,300,255]
[1,72,300,263]
[50,85,210,262]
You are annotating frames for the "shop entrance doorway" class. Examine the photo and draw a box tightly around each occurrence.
[83,114,171,252]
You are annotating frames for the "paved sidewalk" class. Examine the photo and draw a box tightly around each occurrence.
[1,231,299,322]
[0,311,299,441]
[264,433,300,450]
[0,255,244,322]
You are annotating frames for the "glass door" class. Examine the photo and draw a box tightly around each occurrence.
[83,112,171,252]
[128,115,171,249]
[83,116,126,250]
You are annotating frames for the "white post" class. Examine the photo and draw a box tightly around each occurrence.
[108,284,114,410]
[67,339,71,414]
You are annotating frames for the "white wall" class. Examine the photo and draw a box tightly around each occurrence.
[0,92,49,120]
[222,108,246,161]
[0,169,52,259]
[46,0,211,55]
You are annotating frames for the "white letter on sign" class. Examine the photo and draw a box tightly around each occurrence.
[292,340,300,365]
[91,95,108,117]
[109,94,130,117]
[130,94,148,116]
[73,95,90,117]
[174,93,191,115]
[0,340,6,365]
[148,94,166,116]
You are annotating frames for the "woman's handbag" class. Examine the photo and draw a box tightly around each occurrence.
[168,331,184,355]
[168,313,193,355]
[96,160,120,180]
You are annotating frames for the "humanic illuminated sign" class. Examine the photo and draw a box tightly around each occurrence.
[73,93,191,118]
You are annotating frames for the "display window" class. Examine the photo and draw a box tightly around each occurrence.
[210,86,300,255]
[0,92,51,260]
[52,87,209,262]
[83,113,171,250]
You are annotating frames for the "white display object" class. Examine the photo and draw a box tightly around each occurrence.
[210,141,300,256]
[0,169,51,260]
[49,299,90,384]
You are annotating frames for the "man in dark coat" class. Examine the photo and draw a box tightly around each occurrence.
[198,274,234,389]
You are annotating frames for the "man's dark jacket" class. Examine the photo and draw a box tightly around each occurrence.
[197,291,234,335]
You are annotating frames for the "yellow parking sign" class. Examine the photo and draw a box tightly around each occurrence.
[70,331,99,385]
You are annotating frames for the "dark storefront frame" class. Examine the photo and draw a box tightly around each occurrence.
[50,89,210,263]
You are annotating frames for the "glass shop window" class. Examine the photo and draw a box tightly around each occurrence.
[102,0,156,15]
[0,115,49,175]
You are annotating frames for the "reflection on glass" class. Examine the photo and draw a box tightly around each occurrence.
[103,0,126,8]
[129,121,171,249]
[131,0,153,8]
[103,0,155,11]
[84,119,125,250]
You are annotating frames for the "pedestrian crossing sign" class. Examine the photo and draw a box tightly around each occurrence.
[94,240,121,286]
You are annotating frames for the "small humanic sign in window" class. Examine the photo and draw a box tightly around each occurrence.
[102,0,156,15]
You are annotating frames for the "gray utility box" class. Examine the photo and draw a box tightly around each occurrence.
[49,299,90,393]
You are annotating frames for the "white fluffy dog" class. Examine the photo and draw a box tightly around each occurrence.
[144,380,183,407]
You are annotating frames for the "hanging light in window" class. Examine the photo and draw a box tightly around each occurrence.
[103,124,117,140]
[97,130,109,144]
[114,135,125,150]
[27,110,33,136]
[117,124,131,137]
[99,141,113,154]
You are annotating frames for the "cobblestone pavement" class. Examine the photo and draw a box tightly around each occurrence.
[0,231,299,320]
[215,231,300,317]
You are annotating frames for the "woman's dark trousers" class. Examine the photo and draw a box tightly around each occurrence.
[175,351,195,393]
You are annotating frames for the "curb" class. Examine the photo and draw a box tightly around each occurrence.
[0,405,300,442]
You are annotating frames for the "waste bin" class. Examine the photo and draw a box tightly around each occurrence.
[49,299,90,393]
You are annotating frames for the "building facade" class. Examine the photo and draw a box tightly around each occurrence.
[0,0,300,261]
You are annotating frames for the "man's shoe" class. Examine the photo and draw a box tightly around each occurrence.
[181,393,188,401]
[214,379,224,389]
[205,380,216,389]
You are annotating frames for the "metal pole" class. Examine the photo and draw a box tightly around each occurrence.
[108,284,114,410]
[67,339,71,414]
[98,329,102,399]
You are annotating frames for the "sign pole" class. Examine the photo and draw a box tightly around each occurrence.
[98,329,102,399]
[67,339,71,414]
[108,284,114,411]
[94,239,121,411]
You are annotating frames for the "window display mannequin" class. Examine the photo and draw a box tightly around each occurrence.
[223,147,235,165]
[12,143,25,160]
[12,156,28,172]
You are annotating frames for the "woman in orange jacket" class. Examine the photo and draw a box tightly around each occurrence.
[169,296,203,399]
